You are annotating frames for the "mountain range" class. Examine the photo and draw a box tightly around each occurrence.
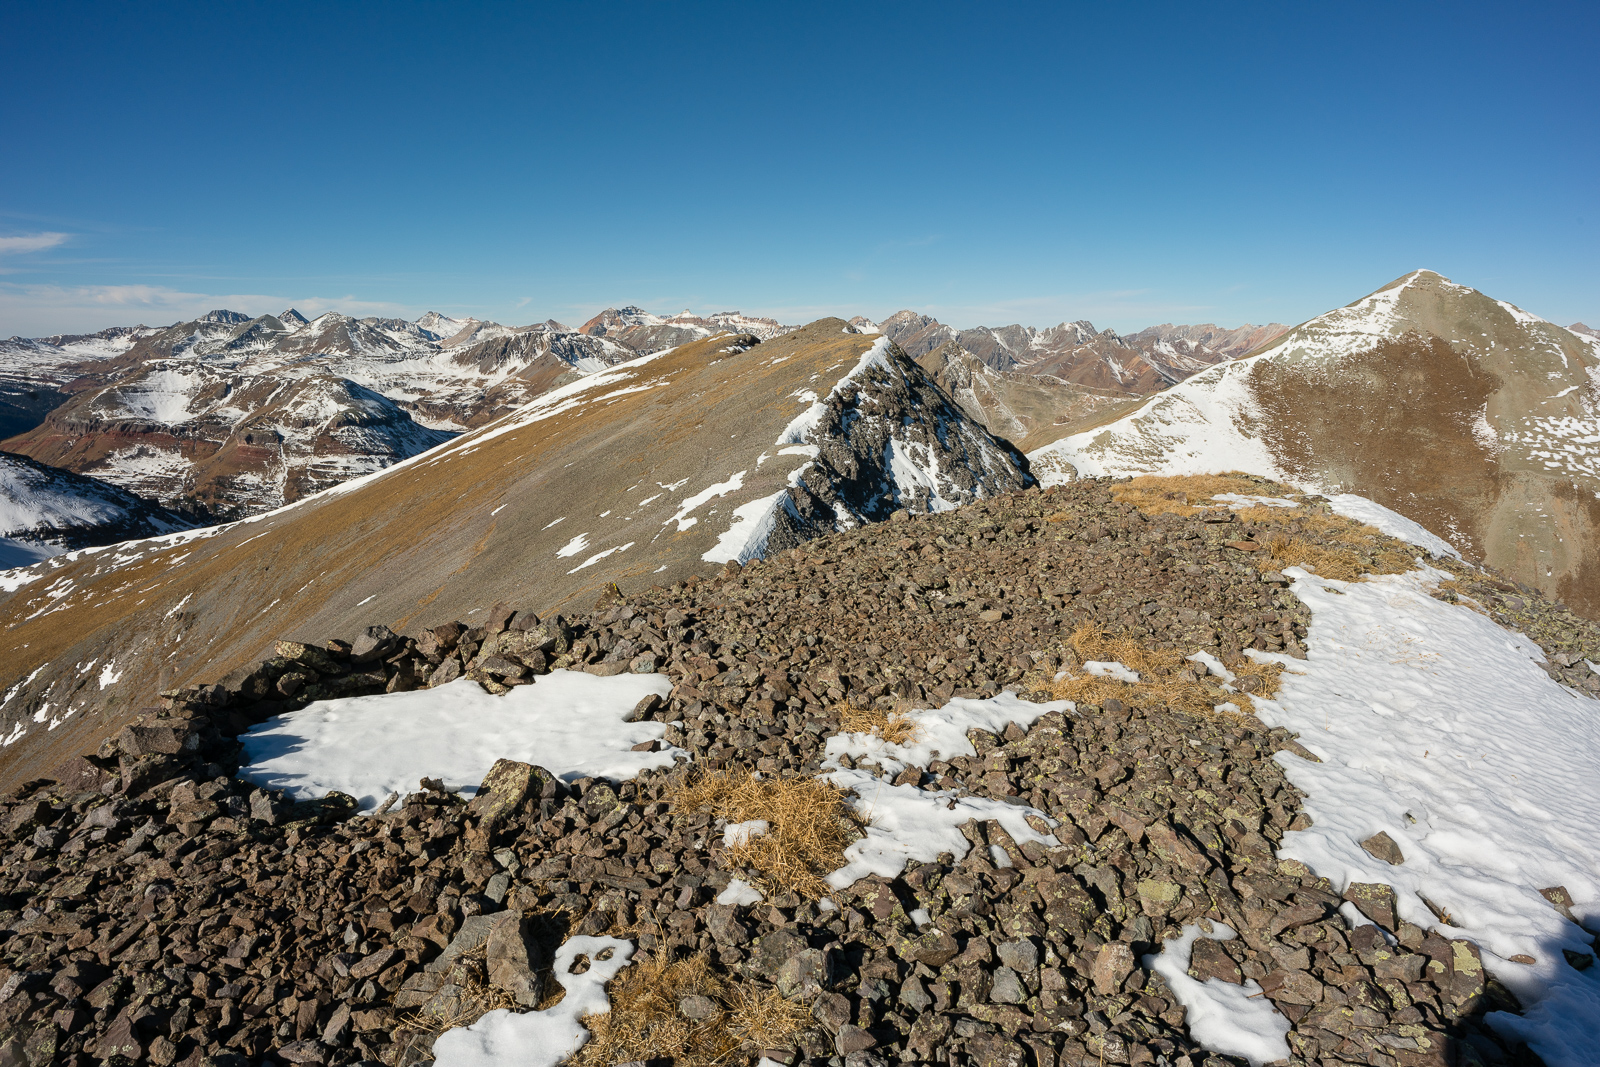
[2,271,1600,1066]
[4,272,1599,768]
[0,306,1283,519]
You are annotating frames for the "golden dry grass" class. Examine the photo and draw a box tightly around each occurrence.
[575,952,811,1067]
[836,700,922,745]
[1045,624,1283,717]
[1098,473,1420,583]
[1109,472,1289,517]
[397,946,518,1036]
[671,769,863,899]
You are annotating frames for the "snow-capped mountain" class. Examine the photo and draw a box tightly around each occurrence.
[0,320,1030,772]
[579,306,793,352]
[0,451,196,568]
[0,305,800,514]
[876,309,1286,390]
[5,361,457,516]
[1033,269,1600,616]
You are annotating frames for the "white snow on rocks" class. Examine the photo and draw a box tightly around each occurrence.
[824,768,1061,889]
[716,878,765,906]
[816,693,1074,888]
[1325,493,1461,559]
[1084,660,1141,683]
[1251,566,1600,1065]
[238,671,678,813]
[1144,922,1290,1066]
[432,936,635,1067]
[823,691,1073,778]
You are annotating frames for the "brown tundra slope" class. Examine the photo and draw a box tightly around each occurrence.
[0,321,1030,790]
[1032,270,1600,618]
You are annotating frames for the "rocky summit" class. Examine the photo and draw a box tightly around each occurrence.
[0,476,1577,1067]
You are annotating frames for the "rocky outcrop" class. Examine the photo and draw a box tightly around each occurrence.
[0,478,1554,1067]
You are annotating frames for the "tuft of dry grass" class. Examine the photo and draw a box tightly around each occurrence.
[1109,472,1290,517]
[576,952,811,1067]
[671,769,863,899]
[1104,473,1421,583]
[397,946,518,1037]
[1261,533,1413,582]
[836,700,922,745]
[1045,624,1282,717]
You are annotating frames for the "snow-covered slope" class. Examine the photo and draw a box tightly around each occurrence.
[0,319,1029,781]
[1031,270,1600,616]
[0,451,196,567]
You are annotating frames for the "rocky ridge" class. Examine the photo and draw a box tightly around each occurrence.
[0,477,1572,1067]
[0,324,1031,793]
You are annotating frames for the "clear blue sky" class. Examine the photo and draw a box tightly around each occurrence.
[2,1,1595,337]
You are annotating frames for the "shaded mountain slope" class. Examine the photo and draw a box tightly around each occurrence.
[0,320,1029,787]
[0,452,197,568]
[1032,269,1600,617]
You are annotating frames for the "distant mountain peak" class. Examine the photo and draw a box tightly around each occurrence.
[279,308,309,327]
[198,309,251,325]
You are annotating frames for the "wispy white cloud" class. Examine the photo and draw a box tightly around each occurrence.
[0,232,71,256]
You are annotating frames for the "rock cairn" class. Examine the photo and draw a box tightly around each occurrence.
[0,478,1568,1067]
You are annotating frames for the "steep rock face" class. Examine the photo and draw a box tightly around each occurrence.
[0,320,1029,783]
[1033,270,1600,617]
[0,451,196,567]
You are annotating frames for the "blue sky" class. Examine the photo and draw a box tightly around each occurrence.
[2,1,1595,336]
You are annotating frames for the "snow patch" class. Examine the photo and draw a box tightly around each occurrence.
[1252,566,1600,1065]
[716,879,764,906]
[432,936,635,1067]
[824,690,1073,778]
[1325,494,1460,558]
[554,533,590,558]
[239,671,679,813]
[824,768,1060,888]
[1144,922,1290,1066]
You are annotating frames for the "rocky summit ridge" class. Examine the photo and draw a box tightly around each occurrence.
[0,322,1031,788]
[0,475,1585,1067]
